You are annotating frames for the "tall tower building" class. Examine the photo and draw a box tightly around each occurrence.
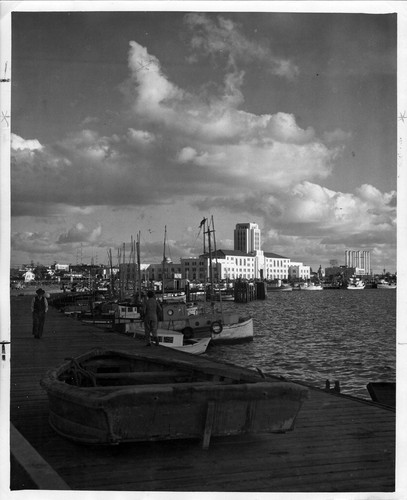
[345,249,371,274]
[234,223,261,253]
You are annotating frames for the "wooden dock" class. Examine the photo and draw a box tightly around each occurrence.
[8,294,395,492]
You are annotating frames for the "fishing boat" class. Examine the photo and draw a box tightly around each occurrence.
[149,220,254,343]
[376,280,396,289]
[136,326,210,354]
[267,280,293,292]
[301,283,323,291]
[40,348,308,448]
[347,276,365,290]
[120,301,253,344]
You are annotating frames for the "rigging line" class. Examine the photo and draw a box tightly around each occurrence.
[139,232,161,264]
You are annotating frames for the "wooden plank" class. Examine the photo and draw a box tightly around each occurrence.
[10,423,70,490]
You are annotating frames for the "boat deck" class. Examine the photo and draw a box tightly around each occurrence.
[8,295,395,492]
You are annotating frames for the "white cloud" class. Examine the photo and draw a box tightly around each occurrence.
[184,13,299,80]
[127,128,156,146]
[57,223,102,244]
[177,147,198,163]
[323,128,352,144]
[11,133,43,151]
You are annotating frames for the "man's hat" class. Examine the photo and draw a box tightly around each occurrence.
[36,288,45,295]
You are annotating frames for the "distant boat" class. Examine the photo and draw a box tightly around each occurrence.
[347,276,365,290]
[267,280,292,292]
[301,283,323,291]
[40,348,308,447]
[376,280,396,289]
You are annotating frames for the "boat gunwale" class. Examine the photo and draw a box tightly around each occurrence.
[40,349,309,406]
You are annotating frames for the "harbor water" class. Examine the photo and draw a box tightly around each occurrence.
[206,288,396,400]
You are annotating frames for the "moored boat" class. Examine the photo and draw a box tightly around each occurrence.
[40,348,309,447]
[267,285,293,292]
[301,283,323,291]
[133,327,210,354]
[120,302,254,344]
[267,280,292,292]
[376,280,396,289]
[347,276,365,290]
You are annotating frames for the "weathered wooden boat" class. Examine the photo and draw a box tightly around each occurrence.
[40,349,308,448]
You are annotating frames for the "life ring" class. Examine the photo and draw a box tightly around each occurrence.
[182,327,194,339]
[210,321,223,335]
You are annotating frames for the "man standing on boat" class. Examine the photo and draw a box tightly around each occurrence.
[143,290,162,346]
[31,288,48,339]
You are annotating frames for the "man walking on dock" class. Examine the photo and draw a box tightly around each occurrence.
[143,290,162,346]
[31,288,48,339]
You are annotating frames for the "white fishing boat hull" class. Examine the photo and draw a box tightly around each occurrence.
[122,313,254,344]
[170,337,211,355]
[211,316,254,343]
[118,323,211,354]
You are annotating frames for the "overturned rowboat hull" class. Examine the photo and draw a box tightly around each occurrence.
[40,349,308,448]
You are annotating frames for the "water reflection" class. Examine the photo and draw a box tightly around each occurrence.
[206,289,396,399]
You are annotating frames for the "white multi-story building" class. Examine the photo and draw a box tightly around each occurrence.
[288,261,311,281]
[142,223,308,283]
[263,252,291,280]
[345,250,371,275]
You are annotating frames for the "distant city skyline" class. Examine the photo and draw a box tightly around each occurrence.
[7,7,397,274]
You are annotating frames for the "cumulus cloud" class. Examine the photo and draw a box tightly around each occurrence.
[11,231,59,254]
[323,128,352,145]
[12,37,338,216]
[184,13,299,80]
[126,128,156,146]
[11,133,43,151]
[57,223,102,244]
[194,181,396,249]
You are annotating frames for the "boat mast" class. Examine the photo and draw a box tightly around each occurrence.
[162,225,167,298]
[206,219,214,304]
[211,215,223,312]
[136,231,141,296]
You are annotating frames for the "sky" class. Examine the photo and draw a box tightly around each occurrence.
[8,7,398,273]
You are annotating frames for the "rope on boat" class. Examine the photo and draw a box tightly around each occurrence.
[65,357,97,387]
